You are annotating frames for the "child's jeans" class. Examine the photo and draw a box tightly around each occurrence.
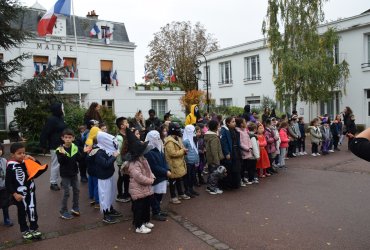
[88,175,99,203]
[61,176,79,213]
[279,148,287,166]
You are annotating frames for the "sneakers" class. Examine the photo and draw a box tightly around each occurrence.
[208,189,217,195]
[30,230,42,239]
[152,214,166,221]
[4,218,13,227]
[240,181,246,187]
[60,211,73,220]
[94,203,100,209]
[312,153,317,157]
[179,194,190,200]
[22,231,34,240]
[329,150,335,153]
[144,222,154,229]
[245,181,253,185]
[116,195,131,203]
[316,153,321,156]
[50,184,60,191]
[253,178,259,184]
[71,208,80,216]
[185,192,195,198]
[303,151,308,155]
[109,209,123,217]
[135,225,151,234]
[103,215,119,224]
[215,188,223,194]
[170,198,181,204]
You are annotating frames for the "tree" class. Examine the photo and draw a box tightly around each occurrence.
[0,0,63,104]
[146,21,219,91]
[179,89,206,114]
[262,0,350,112]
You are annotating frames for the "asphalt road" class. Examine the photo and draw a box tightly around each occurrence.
[1,141,370,250]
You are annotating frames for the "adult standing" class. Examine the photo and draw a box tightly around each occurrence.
[145,109,161,132]
[84,102,103,129]
[350,127,370,162]
[219,117,241,189]
[131,110,146,141]
[262,107,271,125]
[40,102,67,191]
[342,106,353,135]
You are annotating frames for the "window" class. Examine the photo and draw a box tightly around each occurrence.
[101,26,113,39]
[245,96,261,110]
[202,66,211,90]
[33,56,49,76]
[219,61,232,84]
[367,89,370,99]
[0,103,5,130]
[63,57,78,78]
[244,55,261,81]
[220,98,232,107]
[151,100,167,118]
[0,53,3,61]
[334,42,339,65]
[101,60,113,85]
[102,100,114,112]
[368,35,370,64]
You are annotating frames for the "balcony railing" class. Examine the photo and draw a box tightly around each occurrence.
[244,75,262,81]
[218,79,233,85]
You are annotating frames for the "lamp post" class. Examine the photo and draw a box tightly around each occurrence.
[196,53,209,113]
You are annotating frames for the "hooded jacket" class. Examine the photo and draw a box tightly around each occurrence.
[204,131,224,165]
[56,143,81,177]
[185,104,199,126]
[128,156,155,200]
[309,126,322,144]
[235,127,253,159]
[40,103,66,150]
[164,136,187,178]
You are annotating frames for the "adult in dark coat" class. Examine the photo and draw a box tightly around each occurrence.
[242,105,252,122]
[40,103,67,191]
[350,127,370,162]
[84,102,103,129]
[219,117,241,189]
[145,109,161,132]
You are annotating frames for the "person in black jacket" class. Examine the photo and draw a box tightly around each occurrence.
[350,127,370,162]
[56,129,81,220]
[144,130,171,222]
[145,109,162,132]
[40,103,67,191]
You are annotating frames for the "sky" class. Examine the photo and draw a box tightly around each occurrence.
[22,0,370,82]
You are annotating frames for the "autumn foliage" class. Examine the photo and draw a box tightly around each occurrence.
[180,90,206,114]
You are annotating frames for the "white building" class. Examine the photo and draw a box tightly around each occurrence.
[0,3,184,131]
[198,10,370,127]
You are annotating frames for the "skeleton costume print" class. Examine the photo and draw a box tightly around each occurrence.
[6,160,39,232]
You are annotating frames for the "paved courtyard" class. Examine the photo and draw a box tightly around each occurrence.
[1,141,370,249]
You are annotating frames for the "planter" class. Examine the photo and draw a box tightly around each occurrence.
[173,87,181,91]
[162,87,171,91]
[136,86,145,90]
[151,86,160,91]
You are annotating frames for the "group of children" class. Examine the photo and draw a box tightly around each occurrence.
[1,107,356,239]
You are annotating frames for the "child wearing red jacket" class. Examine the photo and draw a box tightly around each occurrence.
[256,124,270,178]
[278,121,290,168]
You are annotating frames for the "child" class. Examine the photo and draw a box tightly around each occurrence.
[144,130,170,222]
[115,117,131,203]
[309,118,322,156]
[287,117,300,157]
[6,143,46,239]
[278,122,289,168]
[95,132,122,224]
[204,120,225,194]
[164,122,189,204]
[99,122,108,133]
[127,129,156,234]
[0,143,13,227]
[194,125,206,186]
[320,121,332,155]
[256,123,270,178]
[235,118,253,186]
[182,125,200,198]
[298,117,307,155]
[86,140,100,209]
[75,125,88,183]
[331,115,342,151]
[56,129,81,219]
[246,122,260,184]
[264,119,278,175]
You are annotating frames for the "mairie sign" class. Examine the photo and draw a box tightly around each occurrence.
[55,80,64,91]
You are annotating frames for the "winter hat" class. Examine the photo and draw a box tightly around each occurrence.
[168,122,182,136]
[127,128,149,160]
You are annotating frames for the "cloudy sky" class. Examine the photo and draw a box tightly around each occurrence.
[23,0,369,82]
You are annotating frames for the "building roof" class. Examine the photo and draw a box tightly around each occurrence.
[15,8,130,43]
[30,1,46,11]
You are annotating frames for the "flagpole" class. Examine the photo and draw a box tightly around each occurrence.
[71,0,82,107]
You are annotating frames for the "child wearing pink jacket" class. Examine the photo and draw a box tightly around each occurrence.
[278,121,289,168]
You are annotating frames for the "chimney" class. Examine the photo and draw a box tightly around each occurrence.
[86,10,99,19]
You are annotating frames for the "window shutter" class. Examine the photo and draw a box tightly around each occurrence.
[101,60,113,71]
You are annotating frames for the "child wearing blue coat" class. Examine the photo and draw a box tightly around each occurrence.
[144,131,171,222]
[182,125,200,197]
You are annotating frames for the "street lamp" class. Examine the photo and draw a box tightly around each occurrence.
[196,53,209,113]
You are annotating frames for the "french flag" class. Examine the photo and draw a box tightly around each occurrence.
[90,24,100,37]
[37,0,71,37]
